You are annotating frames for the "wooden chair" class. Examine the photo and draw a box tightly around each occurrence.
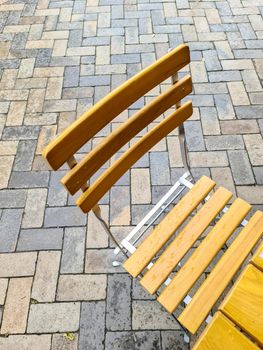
[43,44,263,343]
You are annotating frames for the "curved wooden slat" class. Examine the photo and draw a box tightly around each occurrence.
[123,175,215,277]
[157,198,251,314]
[61,75,192,195]
[76,101,193,213]
[140,187,233,295]
[42,44,190,170]
[178,211,263,334]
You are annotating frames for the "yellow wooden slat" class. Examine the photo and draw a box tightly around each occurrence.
[192,312,260,350]
[122,175,216,277]
[157,198,251,314]
[250,241,263,272]
[140,187,233,294]
[42,44,190,170]
[220,264,263,346]
[61,76,192,195]
[76,101,193,213]
[178,211,263,334]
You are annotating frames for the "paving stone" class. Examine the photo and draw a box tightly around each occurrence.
[203,50,221,71]
[0,252,37,277]
[85,249,123,273]
[235,106,263,119]
[9,171,49,188]
[105,331,161,350]
[237,186,263,205]
[244,134,263,166]
[47,171,67,207]
[205,135,244,150]
[242,70,262,92]
[22,188,47,228]
[1,277,32,334]
[221,120,259,134]
[44,206,87,227]
[86,205,109,248]
[17,228,63,251]
[32,251,60,302]
[185,120,205,151]
[162,331,188,350]
[0,209,23,252]
[131,168,151,204]
[228,82,250,106]
[79,301,105,350]
[0,189,27,208]
[190,61,207,83]
[167,137,184,168]
[28,302,80,333]
[150,152,171,185]
[132,301,180,330]
[0,335,52,350]
[189,151,228,167]
[110,186,130,225]
[52,333,78,350]
[253,167,263,185]
[57,274,107,301]
[208,70,241,82]
[64,66,80,88]
[0,156,14,189]
[214,94,235,120]
[61,227,85,273]
[106,274,131,331]
[0,278,8,305]
[13,140,36,171]
[200,107,220,135]
[228,150,255,185]
[132,279,155,300]
[211,167,236,196]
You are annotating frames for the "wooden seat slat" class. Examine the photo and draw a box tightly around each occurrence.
[219,264,263,346]
[178,211,263,334]
[192,312,260,350]
[123,176,216,277]
[250,241,263,272]
[157,198,251,314]
[140,187,233,294]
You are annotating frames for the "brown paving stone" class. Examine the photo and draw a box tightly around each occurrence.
[0,277,32,334]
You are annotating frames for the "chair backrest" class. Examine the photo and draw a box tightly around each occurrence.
[43,44,193,213]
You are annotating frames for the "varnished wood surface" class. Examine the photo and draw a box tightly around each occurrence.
[123,176,215,277]
[42,44,190,170]
[140,187,233,294]
[220,264,263,346]
[157,198,251,314]
[77,102,193,213]
[251,241,263,272]
[192,312,260,350]
[178,211,263,334]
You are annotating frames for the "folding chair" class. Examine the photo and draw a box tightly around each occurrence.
[43,44,263,344]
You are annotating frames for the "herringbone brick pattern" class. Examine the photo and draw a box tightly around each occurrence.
[0,0,262,348]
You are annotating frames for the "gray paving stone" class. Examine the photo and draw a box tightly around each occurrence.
[79,301,105,350]
[52,333,78,350]
[161,331,188,350]
[0,209,23,252]
[44,207,87,227]
[2,126,40,140]
[203,50,221,71]
[106,274,132,331]
[64,66,80,88]
[13,140,36,171]
[150,152,171,186]
[253,167,263,185]
[214,94,235,120]
[0,189,27,208]
[205,135,244,150]
[9,171,49,188]
[47,171,68,207]
[60,227,85,273]
[228,150,255,185]
[235,106,263,119]
[105,331,161,350]
[17,228,63,251]
[185,121,205,151]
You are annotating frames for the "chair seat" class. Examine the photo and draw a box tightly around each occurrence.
[219,264,263,347]
[250,242,263,272]
[192,312,260,350]
[123,176,263,334]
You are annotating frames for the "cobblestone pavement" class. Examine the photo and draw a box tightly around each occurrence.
[0,0,263,348]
